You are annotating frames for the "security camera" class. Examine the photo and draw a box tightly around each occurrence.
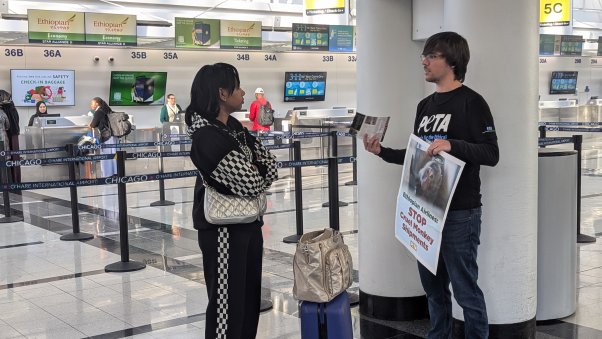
[108,57,114,62]
[93,56,100,62]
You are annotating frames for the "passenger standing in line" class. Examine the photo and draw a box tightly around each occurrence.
[88,97,117,177]
[363,32,499,338]
[185,63,278,339]
[248,87,271,132]
[27,101,49,127]
[0,106,9,152]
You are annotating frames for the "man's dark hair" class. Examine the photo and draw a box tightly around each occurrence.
[185,63,240,124]
[423,31,470,83]
[167,93,175,99]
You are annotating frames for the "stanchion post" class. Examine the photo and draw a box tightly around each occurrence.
[0,141,23,223]
[539,125,546,148]
[345,136,357,186]
[283,141,304,243]
[150,133,175,207]
[327,131,341,230]
[573,135,596,243]
[105,150,146,272]
[322,132,349,208]
[60,144,93,241]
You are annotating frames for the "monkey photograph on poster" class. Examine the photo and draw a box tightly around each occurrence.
[408,147,455,216]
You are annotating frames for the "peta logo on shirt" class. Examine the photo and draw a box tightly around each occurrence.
[417,114,451,134]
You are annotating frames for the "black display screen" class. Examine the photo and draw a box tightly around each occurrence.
[549,71,578,95]
[284,72,327,102]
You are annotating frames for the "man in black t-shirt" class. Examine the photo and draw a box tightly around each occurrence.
[364,32,499,339]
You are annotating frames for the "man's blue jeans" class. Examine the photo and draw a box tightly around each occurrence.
[417,207,488,339]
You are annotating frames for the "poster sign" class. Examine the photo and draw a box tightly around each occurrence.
[220,20,262,50]
[540,0,571,27]
[395,134,464,274]
[305,0,345,15]
[85,13,137,46]
[109,71,167,106]
[329,25,355,52]
[10,69,75,107]
[27,9,85,45]
[175,17,220,49]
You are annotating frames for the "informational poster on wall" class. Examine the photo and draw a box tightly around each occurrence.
[395,134,464,274]
[305,0,345,15]
[27,9,85,45]
[174,17,220,49]
[109,71,167,106]
[329,25,355,52]
[10,69,75,107]
[85,13,137,46]
[219,20,262,50]
[292,23,329,51]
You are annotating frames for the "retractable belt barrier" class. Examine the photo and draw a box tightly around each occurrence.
[544,126,602,133]
[540,121,602,126]
[0,146,65,156]
[538,137,575,147]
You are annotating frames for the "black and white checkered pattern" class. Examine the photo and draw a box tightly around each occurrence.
[253,139,278,188]
[212,151,266,197]
[216,227,230,339]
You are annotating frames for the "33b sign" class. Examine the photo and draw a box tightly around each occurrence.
[540,0,570,27]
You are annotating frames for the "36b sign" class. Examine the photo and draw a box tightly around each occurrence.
[540,0,571,27]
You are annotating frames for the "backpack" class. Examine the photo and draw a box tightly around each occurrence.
[107,111,132,137]
[257,101,274,126]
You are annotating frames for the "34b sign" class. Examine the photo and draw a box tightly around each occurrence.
[540,0,570,27]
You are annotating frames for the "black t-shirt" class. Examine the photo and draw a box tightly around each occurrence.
[379,85,499,210]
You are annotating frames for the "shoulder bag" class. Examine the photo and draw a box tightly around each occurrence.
[293,228,353,302]
[203,181,267,225]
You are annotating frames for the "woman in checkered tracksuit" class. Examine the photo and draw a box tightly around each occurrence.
[185,63,278,339]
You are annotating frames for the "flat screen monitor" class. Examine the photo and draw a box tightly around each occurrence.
[10,69,75,107]
[109,71,167,106]
[549,71,578,95]
[292,23,329,51]
[284,72,327,102]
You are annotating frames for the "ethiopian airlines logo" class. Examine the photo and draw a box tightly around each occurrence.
[93,17,130,33]
[37,14,77,31]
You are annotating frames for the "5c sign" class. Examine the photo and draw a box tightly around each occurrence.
[540,0,570,27]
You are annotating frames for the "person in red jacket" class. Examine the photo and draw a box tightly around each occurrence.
[248,87,271,132]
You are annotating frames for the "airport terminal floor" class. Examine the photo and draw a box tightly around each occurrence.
[1,160,602,339]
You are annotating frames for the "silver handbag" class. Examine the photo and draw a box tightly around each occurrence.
[203,185,267,225]
[293,228,353,303]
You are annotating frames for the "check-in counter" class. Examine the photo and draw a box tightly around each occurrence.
[231,111,253,131]
[22,116,92,181]
[538,100,578,122]
[25,116,92,159]
[281,108,355,157]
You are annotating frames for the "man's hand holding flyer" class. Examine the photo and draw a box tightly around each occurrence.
[349,112,390,142]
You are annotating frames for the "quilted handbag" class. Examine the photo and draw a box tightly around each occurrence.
[293,228,353,302]
[203,185,267,225]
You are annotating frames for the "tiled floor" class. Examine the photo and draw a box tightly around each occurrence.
[1,151,602,338]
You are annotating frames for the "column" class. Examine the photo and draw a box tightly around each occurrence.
[357,0,428,320]
[444,0,539,337]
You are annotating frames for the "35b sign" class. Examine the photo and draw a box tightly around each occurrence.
[540,0,570,27]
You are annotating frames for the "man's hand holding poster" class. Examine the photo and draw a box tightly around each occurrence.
[395,134,465,274]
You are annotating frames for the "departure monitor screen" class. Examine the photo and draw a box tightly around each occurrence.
[284,72,327,102]
[549,71,578,95]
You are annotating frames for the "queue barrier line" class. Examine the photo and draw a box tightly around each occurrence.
[1,155,356,190]
[0,146,65,156]
[538,137,575,147]
[545,126,602,133]
[540,121,602,126]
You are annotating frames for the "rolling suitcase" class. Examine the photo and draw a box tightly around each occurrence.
[300,291,353,339]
